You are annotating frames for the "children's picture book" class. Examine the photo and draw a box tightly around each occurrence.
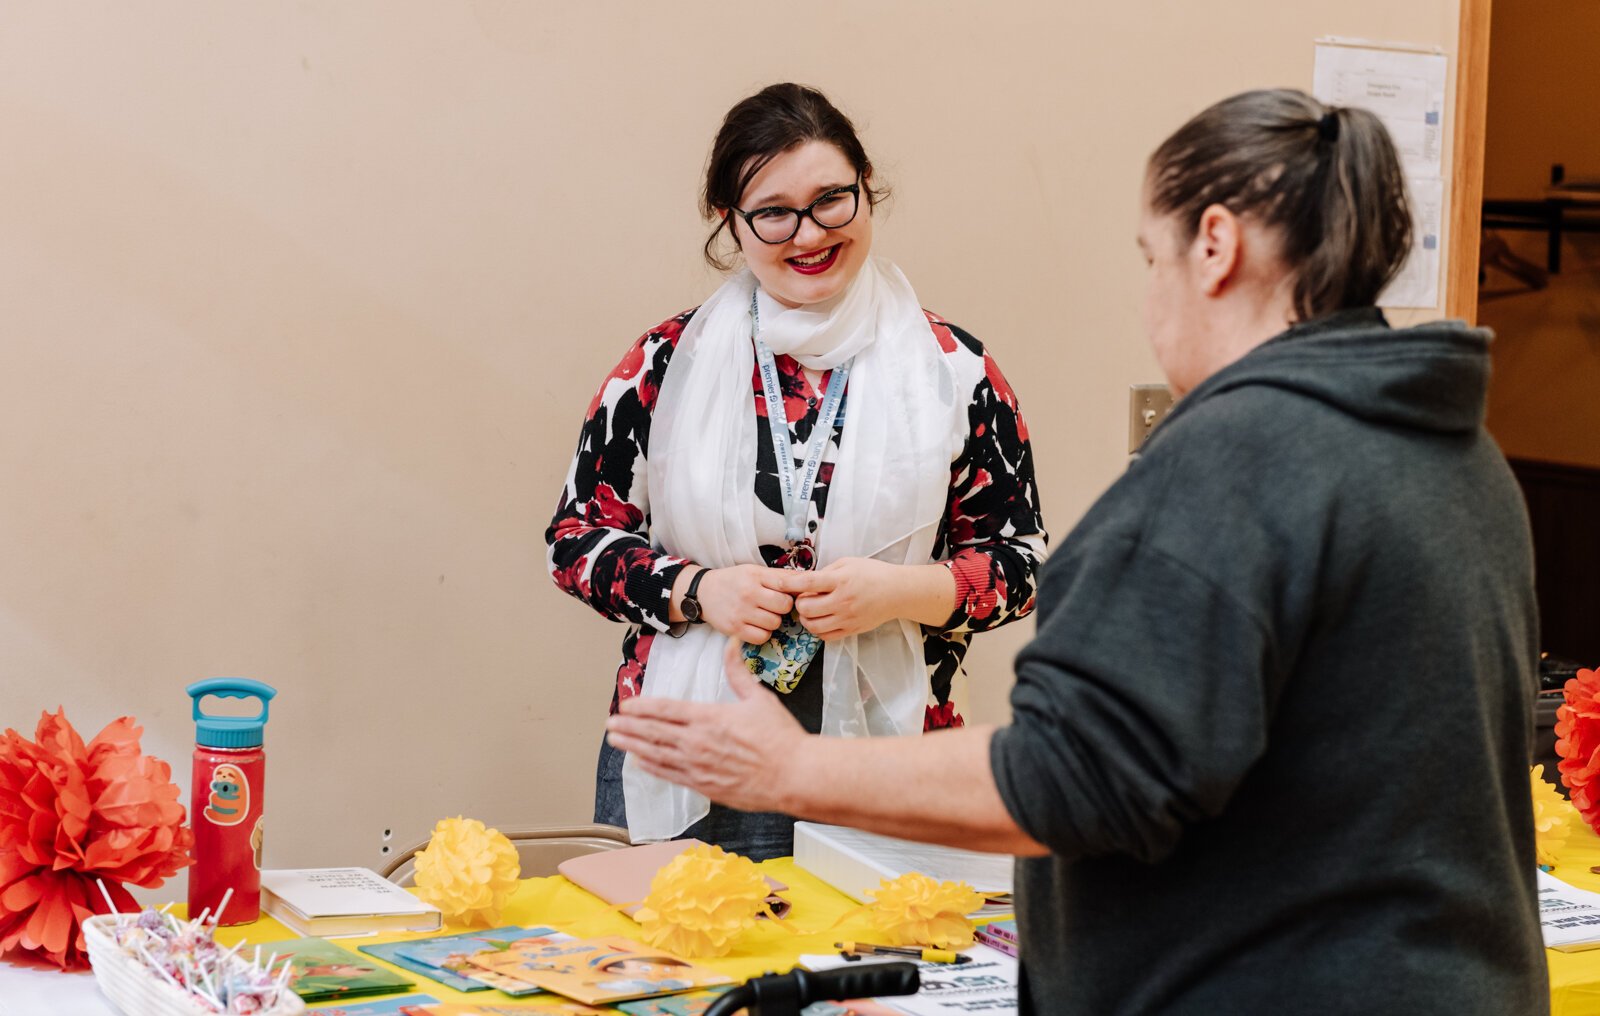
[973,919,1018,958]
[310,994,442,1015]
[362,926,567,994]
[255,935,416,1002]
[980,919,1017,944]
[361,938,496,993]
[260,867,442,937]
[466,936,733,1005]
[397,1002,616,1015]
[615,986,732,1015]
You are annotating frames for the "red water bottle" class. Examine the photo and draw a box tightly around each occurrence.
[187,678,276,925]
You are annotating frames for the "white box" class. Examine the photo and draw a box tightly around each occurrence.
[792,822,1013,904]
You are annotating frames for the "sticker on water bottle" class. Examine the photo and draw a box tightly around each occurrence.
[251,816,264,869]
[203,763,250,826]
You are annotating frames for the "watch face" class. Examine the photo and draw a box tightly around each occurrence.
[682,597,702,623]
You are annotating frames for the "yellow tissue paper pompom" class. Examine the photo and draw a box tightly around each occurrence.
[633,844,774,958]
[864,872,984,949]
[1533,764,1580,869]
[411,816,522,926]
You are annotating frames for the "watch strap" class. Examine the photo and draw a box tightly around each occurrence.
[682,567,711,623]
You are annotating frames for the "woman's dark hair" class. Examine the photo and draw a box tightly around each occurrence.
[1146,88,1412,321]
[701,83,888,270]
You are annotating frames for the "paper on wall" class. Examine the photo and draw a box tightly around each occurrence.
[1380,177,1444,309]
[1312,40,1449,309]
[1312,42,1447,180]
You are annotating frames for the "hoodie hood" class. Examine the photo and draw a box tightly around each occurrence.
[1169,307,1491,436]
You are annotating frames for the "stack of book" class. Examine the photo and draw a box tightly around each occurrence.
[974,918,1018,958]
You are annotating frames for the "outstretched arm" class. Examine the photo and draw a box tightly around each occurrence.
[606,641,1049,856]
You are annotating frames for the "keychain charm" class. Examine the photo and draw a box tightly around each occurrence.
[745,537,821,693]
[785,537,817,572]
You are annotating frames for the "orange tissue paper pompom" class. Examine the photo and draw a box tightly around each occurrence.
[1557,668,1600,836]
[0,709,193,969]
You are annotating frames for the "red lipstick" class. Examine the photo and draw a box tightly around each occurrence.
[786,244,840,275]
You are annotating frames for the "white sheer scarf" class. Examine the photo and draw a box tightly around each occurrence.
[630,257,964,842]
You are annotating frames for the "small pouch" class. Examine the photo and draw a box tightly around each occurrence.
[741,610,821,694]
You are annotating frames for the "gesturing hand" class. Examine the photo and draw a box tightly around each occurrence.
[607,640,808,813]
[692,565,805,644]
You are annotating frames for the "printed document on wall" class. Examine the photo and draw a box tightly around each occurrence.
[1313,40,1448,309]
[1381,176,1443,309]
[1312,42,1446,179]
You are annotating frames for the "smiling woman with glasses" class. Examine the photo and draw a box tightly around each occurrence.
[545,82,1048,859]
[733,180,861,245]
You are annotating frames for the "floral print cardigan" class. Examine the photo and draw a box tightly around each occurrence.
[546,307,1047,731]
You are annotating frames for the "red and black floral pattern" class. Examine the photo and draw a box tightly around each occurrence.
[546,308,1047,731]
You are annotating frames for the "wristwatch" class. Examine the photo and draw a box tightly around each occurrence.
[680,568,712,624]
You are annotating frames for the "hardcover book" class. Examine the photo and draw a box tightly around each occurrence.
[260,867,442,937]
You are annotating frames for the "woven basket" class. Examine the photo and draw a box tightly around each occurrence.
[84,914,306,1016]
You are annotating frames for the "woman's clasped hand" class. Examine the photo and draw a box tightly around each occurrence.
[684,558,945,644]
[681,565,803,644]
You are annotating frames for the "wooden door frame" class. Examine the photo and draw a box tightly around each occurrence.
[1446,0,1493,322]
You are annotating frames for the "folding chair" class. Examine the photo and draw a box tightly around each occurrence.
[380,822,632,885]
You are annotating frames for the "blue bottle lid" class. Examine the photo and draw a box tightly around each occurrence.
[186,678,277,749]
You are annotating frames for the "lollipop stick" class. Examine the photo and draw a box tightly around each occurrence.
[137,941,182,989]
[94,878,120,916]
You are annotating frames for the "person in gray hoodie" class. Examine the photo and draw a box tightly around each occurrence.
[606,88,1548,1015]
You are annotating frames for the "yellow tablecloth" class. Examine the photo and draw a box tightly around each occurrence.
[204,857,888,1011]
[1546,829,1600,1016]
[196,842,1600,1014]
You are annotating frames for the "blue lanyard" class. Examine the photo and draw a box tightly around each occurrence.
[752,290,852,547]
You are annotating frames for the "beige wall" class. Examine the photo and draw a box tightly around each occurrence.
[1483,0,1600,198]
[0,1,1461,890]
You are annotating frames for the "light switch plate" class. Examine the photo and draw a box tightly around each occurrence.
[1128,384,1175,453]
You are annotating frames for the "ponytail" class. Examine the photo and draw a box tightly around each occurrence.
[1147,89,1412,321]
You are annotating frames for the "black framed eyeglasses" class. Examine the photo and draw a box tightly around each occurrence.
[732,182,861,245]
